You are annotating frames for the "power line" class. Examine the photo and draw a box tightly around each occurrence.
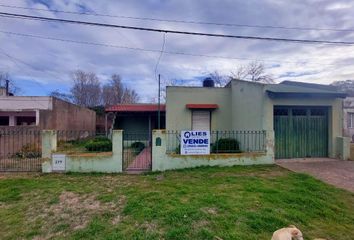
[0,29,342,66]
[1,12,354,45]
[0,3,352,33]
[155,33,166,81]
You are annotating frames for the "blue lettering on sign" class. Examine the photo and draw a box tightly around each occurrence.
[183,139,209,144]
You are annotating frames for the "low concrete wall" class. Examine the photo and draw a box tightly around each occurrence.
[335,136,350,160]
[152,130,275,171]
[42,130,123,173]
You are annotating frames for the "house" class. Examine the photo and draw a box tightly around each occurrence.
[166,79,347,159]
[0,92,96,130]
[343,97,354,141]
[105,103,166,139]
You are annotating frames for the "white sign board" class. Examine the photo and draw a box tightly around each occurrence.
[52,154,66,171]
[181,130,210,155]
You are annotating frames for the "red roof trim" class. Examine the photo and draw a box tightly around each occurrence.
[186,104,219,109]
[106,104,166,112]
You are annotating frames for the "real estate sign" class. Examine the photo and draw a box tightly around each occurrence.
[181,130,210,155]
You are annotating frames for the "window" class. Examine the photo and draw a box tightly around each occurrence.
[348,113,354,128]
[16,116,36,126]
[274,108,288,116]
[292,109,307,116]
[0,116,9,126]
[192,110,210,130]
[310,108,326,116]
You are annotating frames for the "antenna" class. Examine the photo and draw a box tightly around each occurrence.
[158,74,161,129]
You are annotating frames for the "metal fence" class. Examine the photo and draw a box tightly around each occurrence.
[166,130,266,154]
[122,132,151,171]
[56,130,111,153]
[0,127,42,172]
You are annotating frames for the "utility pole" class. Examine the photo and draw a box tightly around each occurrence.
[5,79,9,96]
[158,74,161,129]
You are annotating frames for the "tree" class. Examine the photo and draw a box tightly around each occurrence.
[231,61,274,83]
[208,71,229,87]
[70,70,101,107]
[331,80,354,96]
[0,72,20,95]
[121,88,139,104]
[102,74,139,106]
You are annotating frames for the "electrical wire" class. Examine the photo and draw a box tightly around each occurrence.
[0,30,346,66]
[0,12,354,45]
[0,3,353,32]
[154,33,166,81]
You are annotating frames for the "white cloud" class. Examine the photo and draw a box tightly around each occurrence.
[0,0,353,100]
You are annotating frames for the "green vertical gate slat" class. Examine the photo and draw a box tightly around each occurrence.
[274,107,329,159]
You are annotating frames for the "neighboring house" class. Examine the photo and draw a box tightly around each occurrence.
[0,93,96,130]
[343,97,354,141]
[166,79,346,159]
[106,103,166,139]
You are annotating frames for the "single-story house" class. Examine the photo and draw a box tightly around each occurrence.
[343,97,354,141]
[0,92,96,130]
[166,79,347,159]
[105,103,166,140]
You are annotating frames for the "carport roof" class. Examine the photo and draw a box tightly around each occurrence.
[266,81,347,98]
[106,104,166,112]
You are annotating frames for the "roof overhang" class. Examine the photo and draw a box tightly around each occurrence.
[186,104,219,109]
[105,104,166,113]
[266,90,347,99]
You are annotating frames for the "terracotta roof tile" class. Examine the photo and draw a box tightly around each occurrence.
[106,104,166,112]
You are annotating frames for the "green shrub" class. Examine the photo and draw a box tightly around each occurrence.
[84,137,112,152]
[131,142,145,154]
[175,144,181,154]
[212,138,241,153]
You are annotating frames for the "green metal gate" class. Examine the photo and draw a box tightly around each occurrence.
[274,107,328,159]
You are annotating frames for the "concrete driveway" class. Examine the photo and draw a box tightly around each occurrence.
[276,158,354,192]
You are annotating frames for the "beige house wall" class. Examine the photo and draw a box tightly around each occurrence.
[166,86,232,131]
[230,80,267,130]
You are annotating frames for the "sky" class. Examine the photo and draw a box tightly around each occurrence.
[0,0,354,102]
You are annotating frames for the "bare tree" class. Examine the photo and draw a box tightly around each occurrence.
[102,74,139,106]
[121,88,139,103]
[331,80,354,96]
[0,72,20,95]
[102,74,124,106]
[209,71,229,87]
[71,70,101,107]
[231,61,274,83]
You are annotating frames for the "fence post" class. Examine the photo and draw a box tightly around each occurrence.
[112,130,123,172]
[41,130,57,159]
[335,136,350,160]
[265,130,275,162]
[152,130,166,171]
[41,130,57,173]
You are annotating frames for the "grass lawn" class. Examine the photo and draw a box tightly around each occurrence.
[0,165,353,240]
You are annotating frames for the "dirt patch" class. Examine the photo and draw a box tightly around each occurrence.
[193,220,210,229]
[0,173,42,179]
[201,207,219,215]
[27,191,126,239]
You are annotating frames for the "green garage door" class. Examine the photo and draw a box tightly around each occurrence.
[274,107,328,159]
